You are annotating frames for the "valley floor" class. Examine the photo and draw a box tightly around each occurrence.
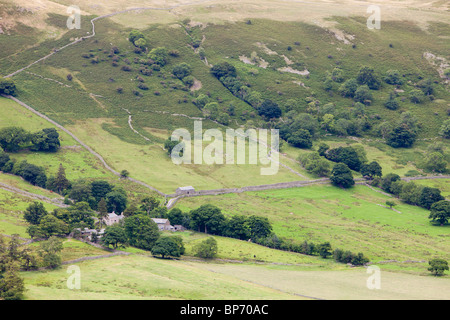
[21,254,450,300]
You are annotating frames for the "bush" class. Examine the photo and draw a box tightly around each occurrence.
[356,66,381,90]
[428,258,449,276]
[287,129,312,149]
[210,62,237,79]
[339,78,358,98]
[384,93,399,110]
[0,78,17,96]
[172,63,192,79]
[148,47,168,66]
[194,237,218,259]
[354,85,373,105]
[386,124,417,148]
[384,70,402,85]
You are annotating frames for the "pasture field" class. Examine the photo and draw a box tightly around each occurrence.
[21,254,304,300]
[20,253,450,300]
[0,97,115,181]
[0,188,59,238]
[174,185,450,269]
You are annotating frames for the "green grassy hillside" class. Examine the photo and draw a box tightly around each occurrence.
[0,0,449,301]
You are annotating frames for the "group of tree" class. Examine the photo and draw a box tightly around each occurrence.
[333,66,380,105]
[253,236,370,266]
[0,235,64,299]
[100,213,185,259]
[0,127,60,153]
[25,201,95,239]
[0,77,16,96]
[0,156,48,188]
[328,66,437,107]
[67,179,128,214]
[307,143,382,188]
[1,142,130,216]
[373,174,449,225]
[277,104,372,149]
[210,62,282,120]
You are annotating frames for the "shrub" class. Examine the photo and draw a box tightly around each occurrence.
[194,237,218,259]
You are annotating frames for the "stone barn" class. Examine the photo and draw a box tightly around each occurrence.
[151,218,174,231]
[176,186,195,195]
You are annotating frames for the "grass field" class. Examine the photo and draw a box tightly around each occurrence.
[20,254,450,300]
[0,97,115,181]
[0,188,59,238]
[174,185,450,269]
[21,254,304,300]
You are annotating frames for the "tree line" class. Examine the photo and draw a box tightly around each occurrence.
[0,127,62,188]
[373,174,449,225]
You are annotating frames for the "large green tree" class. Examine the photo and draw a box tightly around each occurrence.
[418,187,444,210]
[428,200,450,226]
[0,127,30,152]
[38,237,64,269]
[140,196,160,215]
[386,124,417,148]
[224,215,251,240]
[287,129,312,149]
[106,190,128,214]
[30,128,60,152]
[189,204,226,235]
[360,161,383,179]
[54,163,70,194]
[124,214,160,250]
[246,215,272,240]
[91,180,113,203]
[151,236,184,259]
[194,237,218,259]
[428,258,449,276]
[101,224,127,249]
[330,163,355,189]
[24,201,48,225]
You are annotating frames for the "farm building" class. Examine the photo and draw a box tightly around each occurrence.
[151,218,174,231]
[103,212,124,226]
[176,186,195,195]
